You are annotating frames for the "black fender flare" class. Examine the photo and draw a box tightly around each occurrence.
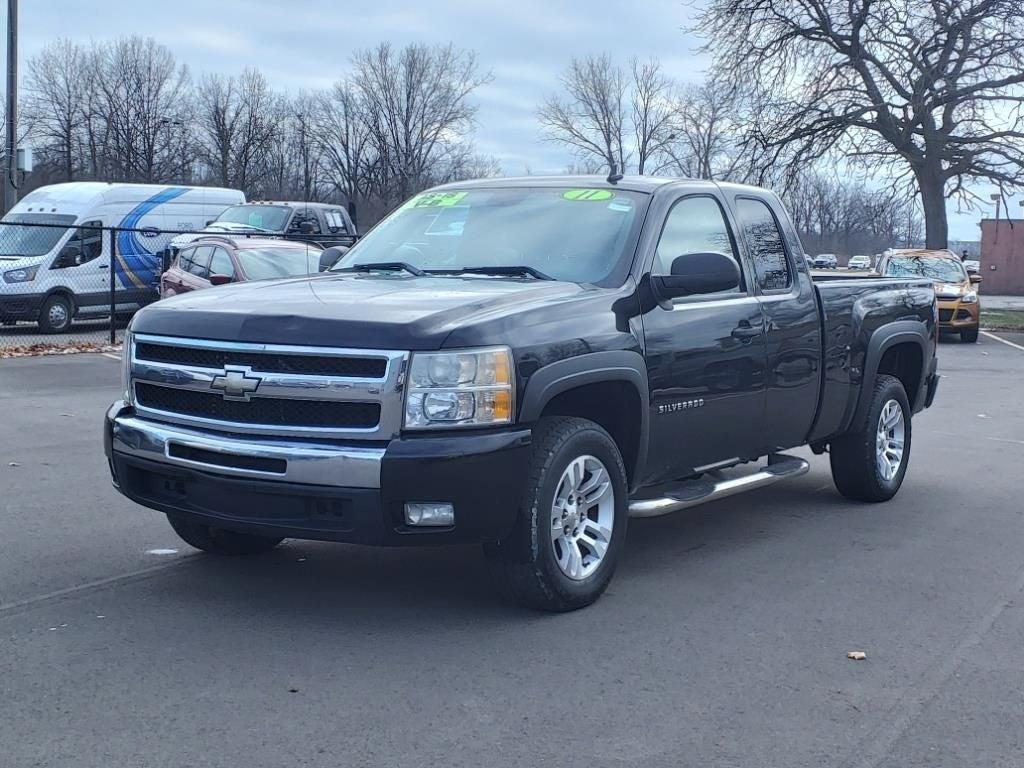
[518,350,650,484]
[853,320,930,424]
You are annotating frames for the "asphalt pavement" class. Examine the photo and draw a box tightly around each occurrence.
[1,334,1023,767]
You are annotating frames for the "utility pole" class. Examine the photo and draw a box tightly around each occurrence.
[4,0,17,214]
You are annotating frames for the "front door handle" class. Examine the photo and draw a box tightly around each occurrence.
[731,322,761,341]
[98,263,109,269]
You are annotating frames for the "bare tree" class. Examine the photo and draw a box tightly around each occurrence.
[541,55,684,175]
[352,43,490,203]
[538,55,627,173]
[696,0,1024,248]
[315,80,375,211]
[659,81,761,181]
[24,39,89,180]
[195,69,278,191]
[90,37,193,183]
[630,58,676,174]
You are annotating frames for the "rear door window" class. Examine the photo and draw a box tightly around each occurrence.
[186,246,213,278]
[735,197,793,292]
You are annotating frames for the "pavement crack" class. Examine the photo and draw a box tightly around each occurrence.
[0,556,196,620]
[837,558,1024,768]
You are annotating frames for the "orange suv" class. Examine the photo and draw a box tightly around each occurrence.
[876,249,981,342]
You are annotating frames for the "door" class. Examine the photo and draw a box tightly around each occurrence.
[176,245,213,294]
[641,194,768,484]
[48,220,109,313]
[731,195,821,451]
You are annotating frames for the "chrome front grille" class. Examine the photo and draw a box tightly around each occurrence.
[129,334,408,439]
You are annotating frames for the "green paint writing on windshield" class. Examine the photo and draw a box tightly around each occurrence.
[562,189,615,201]
[404,191,469,209]
[247,212,264,227]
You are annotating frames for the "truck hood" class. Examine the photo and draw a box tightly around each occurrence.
[131,272,590,349]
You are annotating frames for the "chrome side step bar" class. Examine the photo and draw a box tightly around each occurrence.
[628,454,810,518]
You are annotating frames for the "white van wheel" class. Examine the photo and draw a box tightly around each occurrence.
[39,294,73,334]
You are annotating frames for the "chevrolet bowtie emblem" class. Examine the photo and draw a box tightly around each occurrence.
[210,366,262,401]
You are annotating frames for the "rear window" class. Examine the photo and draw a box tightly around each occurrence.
[885,256,966,282]
[235,247,319,281]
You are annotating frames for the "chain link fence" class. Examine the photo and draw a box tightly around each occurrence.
[0,220,351,353]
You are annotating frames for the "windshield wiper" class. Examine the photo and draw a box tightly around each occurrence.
[336,261,426,277]
[433,265,555,281]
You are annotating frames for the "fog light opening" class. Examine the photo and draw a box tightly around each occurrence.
[404,502,455,527]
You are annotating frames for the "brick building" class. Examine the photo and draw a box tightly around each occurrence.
[979,218,1024,295]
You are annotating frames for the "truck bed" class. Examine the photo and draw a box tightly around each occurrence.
[809,276,936,443]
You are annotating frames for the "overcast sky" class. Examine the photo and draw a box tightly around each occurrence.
[8,0,993,240]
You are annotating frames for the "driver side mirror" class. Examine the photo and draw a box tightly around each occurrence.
[652,252,740,303]
[969,273,982,284]
[299,221,316,234]
[208,274,233,286]
[319,246,349,272]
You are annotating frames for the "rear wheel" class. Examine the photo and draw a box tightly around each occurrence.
[484,416,628,612]
[39,294,73,334]
[166,514,284,555]
[830,374,911,502]
[960,327,979,343]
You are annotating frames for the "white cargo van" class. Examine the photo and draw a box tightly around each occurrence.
[0,183,244,332]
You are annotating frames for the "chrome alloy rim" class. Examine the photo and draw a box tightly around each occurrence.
[876,399,906,481]
[48,302,69,328]
[550,455,615,580]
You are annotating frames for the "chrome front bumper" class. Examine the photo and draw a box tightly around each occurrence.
[107,403,385,489]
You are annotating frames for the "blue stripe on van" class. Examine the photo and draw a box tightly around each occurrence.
[115,187,189,289]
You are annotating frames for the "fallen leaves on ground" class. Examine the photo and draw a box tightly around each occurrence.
[0,342,122,359]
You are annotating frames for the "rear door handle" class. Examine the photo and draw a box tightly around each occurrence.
[731,322,762,341]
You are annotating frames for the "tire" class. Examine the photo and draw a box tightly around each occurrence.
[483,416,629,612]
[960,327,979,343]
[830,374,912,502]
[38,294,73,334]
[166,514,284,555]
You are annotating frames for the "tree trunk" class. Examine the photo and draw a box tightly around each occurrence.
[916,170,948,249]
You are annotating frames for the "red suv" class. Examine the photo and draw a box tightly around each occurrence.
[160,237,324,298]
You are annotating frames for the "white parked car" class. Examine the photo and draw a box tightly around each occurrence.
[963,259,980,274]
[847,255,872,270]
[0,183,244,332]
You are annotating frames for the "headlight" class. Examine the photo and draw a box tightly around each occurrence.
[961,291,978,303]
[404,347,513,429]
[3,265,39,283]
[121,331,134,404]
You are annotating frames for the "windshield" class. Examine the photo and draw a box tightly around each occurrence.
[214,205,291,232]
[235,246,320,280]
[335,187,648,284]
[0,213,76,258]
[885,256,966,283]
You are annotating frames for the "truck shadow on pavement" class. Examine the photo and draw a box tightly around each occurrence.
[147,468,890,624]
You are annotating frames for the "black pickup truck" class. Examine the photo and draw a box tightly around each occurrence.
[105,176,939,611]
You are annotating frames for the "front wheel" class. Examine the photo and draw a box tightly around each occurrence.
[39,294,73,334]
[960,327,979,343]
[830,374,912,502]
[167,514,284,555]
[484,416,628,612]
